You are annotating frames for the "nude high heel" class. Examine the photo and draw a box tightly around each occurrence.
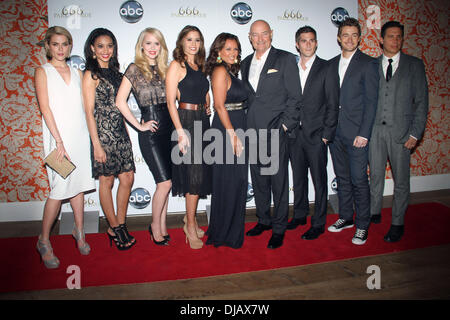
[183,215,205,238]
[36,236,60,269]
[72,226,91,255]
[183,224,203,249]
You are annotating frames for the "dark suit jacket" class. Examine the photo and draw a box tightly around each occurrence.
[376,52,429,143]
[241,47,302,133]
[297,56,339,144]
[328,49,379,141]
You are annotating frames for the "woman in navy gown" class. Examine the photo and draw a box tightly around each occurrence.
[205,33,248,248]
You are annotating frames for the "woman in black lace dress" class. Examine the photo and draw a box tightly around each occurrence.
[116,28,173,246]
[83,28,151,250]
[166,25,212,249]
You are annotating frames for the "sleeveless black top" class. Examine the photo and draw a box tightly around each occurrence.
[225,73,248,104]
[178,62,209,104]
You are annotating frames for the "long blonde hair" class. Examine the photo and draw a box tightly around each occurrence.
[134,28,168,81]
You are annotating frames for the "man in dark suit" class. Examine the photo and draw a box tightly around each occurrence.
[241,19,302,249]
[327,18,379,245]
[369,21,429,242]
[286,26,339,240]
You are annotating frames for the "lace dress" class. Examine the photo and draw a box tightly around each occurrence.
[91,68,135,178]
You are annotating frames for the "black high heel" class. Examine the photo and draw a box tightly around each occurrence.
[107,231,117,247]
[119,223,136,245]
[148,225,169,246]
[108,227,134,251]
[163,234,171,241]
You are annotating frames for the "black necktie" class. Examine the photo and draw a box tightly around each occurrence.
[386,58,393,82]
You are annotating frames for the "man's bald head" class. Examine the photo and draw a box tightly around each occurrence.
[249,19,273,57]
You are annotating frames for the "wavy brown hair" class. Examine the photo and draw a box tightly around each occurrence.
[172,25,205,71]
[205,33,241,77]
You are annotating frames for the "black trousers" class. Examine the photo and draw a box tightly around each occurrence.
[329,133,371,230]
[249,129,289,235]
[288,129,328,228]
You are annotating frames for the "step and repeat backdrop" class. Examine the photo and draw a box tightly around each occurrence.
[48,0,357,216]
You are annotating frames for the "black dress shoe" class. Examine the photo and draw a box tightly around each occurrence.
[246,223,272,236]
[371,214,382,224]
[301,226,325,240]
[267,233,284,249]
[286,217,307,230]
[384,225,404,242]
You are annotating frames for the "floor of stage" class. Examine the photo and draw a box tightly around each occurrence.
[1,189,449,300]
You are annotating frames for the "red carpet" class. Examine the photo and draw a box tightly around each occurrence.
[1,202,449,293]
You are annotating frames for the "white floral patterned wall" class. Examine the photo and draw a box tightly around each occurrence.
[359,0,449,178]
[0,0,48,202]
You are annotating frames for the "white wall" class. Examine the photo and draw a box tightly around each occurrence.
[5,0,398,222]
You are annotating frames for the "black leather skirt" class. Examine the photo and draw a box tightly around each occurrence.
[138,103,174,183]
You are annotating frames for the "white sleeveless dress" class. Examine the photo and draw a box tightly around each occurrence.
[41,63,95,200]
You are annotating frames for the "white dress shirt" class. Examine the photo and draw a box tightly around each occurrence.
[382,51,400,79]
[298,54,316,94]
[248,47,271,92]
[338,50,357,87]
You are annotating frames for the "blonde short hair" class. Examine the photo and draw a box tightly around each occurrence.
[44,26,73,60]
[134,28,168,80]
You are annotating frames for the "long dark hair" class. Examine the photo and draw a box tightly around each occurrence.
[205,33,241,77]
[84,28,120,79]
[173,25,206,72]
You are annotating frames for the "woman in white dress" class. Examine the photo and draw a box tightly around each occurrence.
[35,26,96,269]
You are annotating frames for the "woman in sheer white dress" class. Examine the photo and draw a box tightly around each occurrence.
[34,26,95,269]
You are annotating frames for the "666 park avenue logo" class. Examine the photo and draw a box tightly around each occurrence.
[53,5,91,18]
[53,4,91,30]
[278,9,308,21]
[171,6,206,18]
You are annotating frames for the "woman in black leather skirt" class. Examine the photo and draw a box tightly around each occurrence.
[116,27,173,246]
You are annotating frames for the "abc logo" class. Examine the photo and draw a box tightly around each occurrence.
[119,0,143,23]
[67,55,85,71]
[331,177,338,193]
[246,183,254,202]
[129,187,151,209]
[230,2,252,25]
[127,94,141,118]
[331,7,350,27]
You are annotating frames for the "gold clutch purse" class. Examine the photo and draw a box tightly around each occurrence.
[43,149,76,179]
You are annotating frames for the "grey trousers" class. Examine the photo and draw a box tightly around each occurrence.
[369,125,411,226]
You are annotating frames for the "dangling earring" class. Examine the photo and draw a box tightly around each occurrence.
[216,55,222,63]
[234,58,238,64]
[93,55,96,59]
